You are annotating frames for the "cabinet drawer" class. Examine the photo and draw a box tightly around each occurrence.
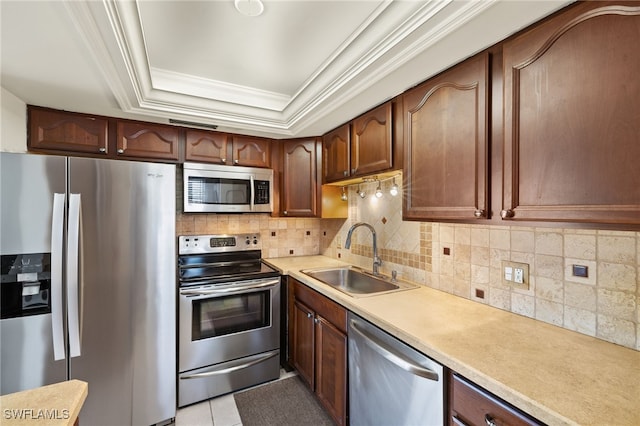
[293,280,347,334]
[450,373,541,426]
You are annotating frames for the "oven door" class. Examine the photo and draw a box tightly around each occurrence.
[178,277,280,372]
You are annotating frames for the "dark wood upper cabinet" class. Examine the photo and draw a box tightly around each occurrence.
[502,1,640,225]
[185,130,231,164]
[322,123,351,183]
[350,102,393,177]
[28,107,109,155]
[281,138,318,217]
[116,121,180,161]
[322,101,394,183]
[230,135,271,168]
[403,52,489,221]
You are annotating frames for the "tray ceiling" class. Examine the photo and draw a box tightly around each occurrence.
[1,0,572,138]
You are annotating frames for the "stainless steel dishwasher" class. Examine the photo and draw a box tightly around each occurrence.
[348,313,444,426]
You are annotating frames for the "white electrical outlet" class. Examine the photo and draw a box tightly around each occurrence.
[514,268,524,284]
[501,260,530,290]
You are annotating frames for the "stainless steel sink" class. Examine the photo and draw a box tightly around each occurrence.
[300,266,418,297]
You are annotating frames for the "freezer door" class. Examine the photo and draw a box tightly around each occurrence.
[0,153,67,394]
[68,157,176,425]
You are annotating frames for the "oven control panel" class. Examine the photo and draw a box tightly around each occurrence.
[179,234,261,255]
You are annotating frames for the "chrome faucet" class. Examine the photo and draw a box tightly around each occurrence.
[344,222,381,276]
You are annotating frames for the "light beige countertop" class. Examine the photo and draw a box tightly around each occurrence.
[264,255,640,426]
[0,380,87,425]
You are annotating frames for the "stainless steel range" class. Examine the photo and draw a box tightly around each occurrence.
[177,234,281,407]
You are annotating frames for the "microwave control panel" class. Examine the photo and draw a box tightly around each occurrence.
[254,180,270,205]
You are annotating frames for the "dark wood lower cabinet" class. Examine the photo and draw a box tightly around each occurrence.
[449,373,542,426]
[289,278,347,426]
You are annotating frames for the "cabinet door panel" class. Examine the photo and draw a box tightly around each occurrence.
[282,139,317,217]
[351,102,393,177]
[404,52,489,220]
[29,107,108,155]
[185,130,231,164]
[322,124,350,183]
[503,2,640,224]
[292,301,315,389]
[231,135,271,167]
[315,317,347,426]
[116,122,179,161]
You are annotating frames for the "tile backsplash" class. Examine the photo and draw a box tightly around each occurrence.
[176,168,639,351]
[320,177,639,352]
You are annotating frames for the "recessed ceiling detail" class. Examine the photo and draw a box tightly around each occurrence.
[64,0,502,136]
[2,1,573,138]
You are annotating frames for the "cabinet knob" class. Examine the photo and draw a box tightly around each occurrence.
[500,209,515,219]
[484,415,497,426]
[474,209,485,218]
[343,170,348,176]
[234,159,239,164]
[351,168,357,174]
[98,147,106,153]
[307,312,312,319]
[221,158,227,163]
[314,318,319,324]
[283,211,288,215]
[117,149,124,154]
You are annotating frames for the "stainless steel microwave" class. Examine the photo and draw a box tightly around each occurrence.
[183,163,273,213]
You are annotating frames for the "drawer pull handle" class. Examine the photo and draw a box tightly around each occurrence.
[451,416,469,426]
[485,414,497,426]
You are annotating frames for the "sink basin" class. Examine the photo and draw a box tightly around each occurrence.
[300,266,418,297]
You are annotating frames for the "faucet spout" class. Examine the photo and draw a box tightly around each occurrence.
[344,222,382,275]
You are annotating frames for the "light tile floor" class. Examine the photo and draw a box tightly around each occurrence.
[175,369,298,426]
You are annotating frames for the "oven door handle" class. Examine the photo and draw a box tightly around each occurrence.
[180,278,280,296]
[180,350,279,380]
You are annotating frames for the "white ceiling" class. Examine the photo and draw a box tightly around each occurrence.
[1,0,573,139]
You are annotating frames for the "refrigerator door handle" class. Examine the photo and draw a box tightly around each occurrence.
[51,193,66,361]
[67,193,82,358]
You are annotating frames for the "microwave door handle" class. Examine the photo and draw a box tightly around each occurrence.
[249,175,255,212]
[51,193,66,361]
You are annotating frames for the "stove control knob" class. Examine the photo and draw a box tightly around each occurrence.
[253,239,258,245]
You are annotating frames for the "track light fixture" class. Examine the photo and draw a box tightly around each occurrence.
[375,179,383,198]
[389,177,399,196]
[357,185,366,198]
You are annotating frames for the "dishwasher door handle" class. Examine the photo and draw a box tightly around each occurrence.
[350,319,439,381]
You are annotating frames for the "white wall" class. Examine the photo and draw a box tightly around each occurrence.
[1,87,27,152]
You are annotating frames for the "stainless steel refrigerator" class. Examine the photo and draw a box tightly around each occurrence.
[0,152,176,425]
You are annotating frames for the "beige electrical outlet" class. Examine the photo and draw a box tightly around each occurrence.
[501,260,530,290]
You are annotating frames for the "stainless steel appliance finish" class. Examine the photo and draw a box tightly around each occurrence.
[0,153,176,425]
[178,234,281,407]
[348,312,444,426]
[183,162,273,213]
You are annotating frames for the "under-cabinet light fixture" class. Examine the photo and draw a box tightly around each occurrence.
[357,185,366,198]
[340,187,348,201]
[389,177,399,196]
[375,180,383,198]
